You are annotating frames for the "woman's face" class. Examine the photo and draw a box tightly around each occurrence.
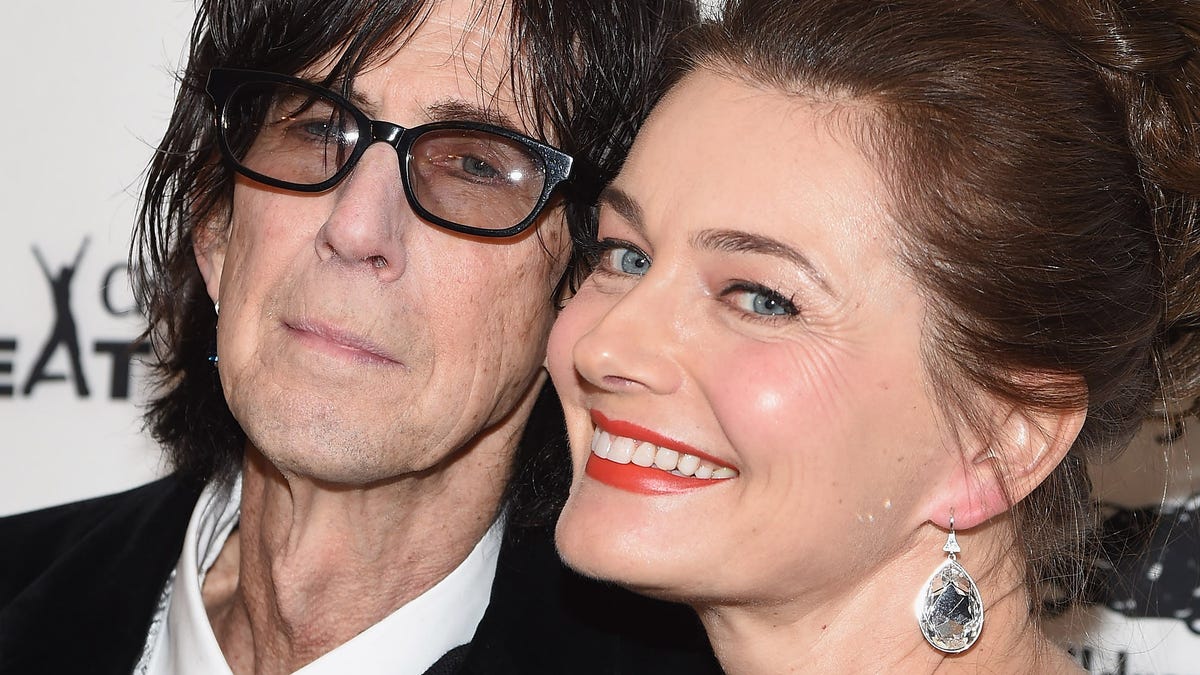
[550,70,960,607]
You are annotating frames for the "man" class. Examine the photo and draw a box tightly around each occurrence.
[0,1,717,673]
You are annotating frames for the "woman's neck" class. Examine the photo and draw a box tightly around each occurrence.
[693,541,1082,674]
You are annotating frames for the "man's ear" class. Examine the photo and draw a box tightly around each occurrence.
[926,398,1086,530]
[193,223,227,305]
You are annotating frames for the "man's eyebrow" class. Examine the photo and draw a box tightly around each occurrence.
[302,73,377,112]
[425,100,520,130]
[691,229,837,298]
[346,89,378,113]
[597,186,647,237]
[333,85,521,131]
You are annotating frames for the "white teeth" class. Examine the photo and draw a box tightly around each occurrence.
[608,435,635,464]
[676,453,701,476]
[631,442,656,467]
[594,431,611,459]
[588,428,738,480]
[654,448,679,471]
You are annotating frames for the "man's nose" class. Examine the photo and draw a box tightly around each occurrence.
[314,142,411,281]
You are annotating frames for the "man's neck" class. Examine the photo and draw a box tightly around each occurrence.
[202,440,511,675]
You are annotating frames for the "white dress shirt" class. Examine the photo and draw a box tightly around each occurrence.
[135,474,502,674]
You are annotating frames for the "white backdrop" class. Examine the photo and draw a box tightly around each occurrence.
[0,1,194,516]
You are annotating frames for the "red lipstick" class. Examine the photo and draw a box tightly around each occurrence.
[584,454,719,494]
[589,410,735,469]
[584,410,737,495]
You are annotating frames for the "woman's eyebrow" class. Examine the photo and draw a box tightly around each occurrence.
[598,186,837,298]
[691,229,837,298]
[597,185,649,239]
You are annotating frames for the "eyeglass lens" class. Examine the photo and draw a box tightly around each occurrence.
[221,81,549,232]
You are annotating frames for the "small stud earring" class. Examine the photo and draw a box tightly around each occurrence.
[916,514,984,653]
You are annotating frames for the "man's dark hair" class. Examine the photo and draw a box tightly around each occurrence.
[133,0,698,492]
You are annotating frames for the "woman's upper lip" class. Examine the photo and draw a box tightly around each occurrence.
[285,318,401,364]
[589,409,736,469]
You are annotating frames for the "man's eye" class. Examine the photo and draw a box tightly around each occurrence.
[604,246,651,276]
[298,120,350,143]
[461,156,501,179]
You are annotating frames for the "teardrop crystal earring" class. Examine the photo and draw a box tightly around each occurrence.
[916,514,984,653]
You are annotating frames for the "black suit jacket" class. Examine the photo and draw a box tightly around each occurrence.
[0,475,720,674]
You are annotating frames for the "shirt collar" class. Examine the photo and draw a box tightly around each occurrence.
[141,472,502,674]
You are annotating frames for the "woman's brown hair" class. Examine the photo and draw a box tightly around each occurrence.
[682,0,1200,614]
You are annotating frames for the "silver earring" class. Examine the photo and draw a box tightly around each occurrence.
[917,514,984,653]
[214,301,220,315]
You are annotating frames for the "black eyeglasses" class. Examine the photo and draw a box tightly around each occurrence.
[205,68,575,238]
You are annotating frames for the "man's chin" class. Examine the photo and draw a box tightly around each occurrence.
[242,426,392,487]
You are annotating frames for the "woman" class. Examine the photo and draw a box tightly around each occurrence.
[548,0,1200,672]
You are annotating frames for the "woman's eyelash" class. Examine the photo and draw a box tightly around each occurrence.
[584,238,650,274]
[575,237,607,267]
[721,281,801,320]
[578,237,619,268]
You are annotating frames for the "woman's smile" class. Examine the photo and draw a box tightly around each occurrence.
[585,410,739,494]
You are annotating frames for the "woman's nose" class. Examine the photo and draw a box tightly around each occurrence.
[570,276,685,397]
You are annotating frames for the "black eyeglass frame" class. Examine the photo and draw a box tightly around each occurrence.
[205,67,575,238]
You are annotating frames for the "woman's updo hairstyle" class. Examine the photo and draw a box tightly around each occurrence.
[682,0,1200,613]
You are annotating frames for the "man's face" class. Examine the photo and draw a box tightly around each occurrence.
[195,0,570,484]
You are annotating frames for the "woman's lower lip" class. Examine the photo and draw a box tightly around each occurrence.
[584,454,723,495]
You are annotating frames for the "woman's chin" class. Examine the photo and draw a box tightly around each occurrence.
[552,494,729,610]
[554,497,701,603]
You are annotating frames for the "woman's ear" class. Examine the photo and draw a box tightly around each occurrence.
[193,223,227,305]
[927,398,1086,530]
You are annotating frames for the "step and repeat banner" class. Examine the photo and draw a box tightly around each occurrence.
[0,1,194,516]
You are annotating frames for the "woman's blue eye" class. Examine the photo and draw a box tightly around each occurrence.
[751,293,790,315]
[605,246,651,276]
[728,284,798,317]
